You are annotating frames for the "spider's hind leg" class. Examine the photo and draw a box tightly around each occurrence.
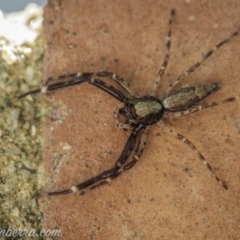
[158,122,228,189]
[150,9,175,96]
[165,29,239,95]
[171,94,240,118]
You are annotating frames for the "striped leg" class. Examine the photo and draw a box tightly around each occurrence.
[45,72,83,85]
[86,126,150,194]
[11,72,84,102]
[158,122,227,189]
[121,126,150,171]
[165,29,239,96]
[82,126,149,194]
[149,9,175,96]
[170,95,240,118]
[11,73,129,104]
[44,71,137,98]
[36,125,144,197]
[112,126,150,178]
[95,71,138,97]
[11,70,138,104]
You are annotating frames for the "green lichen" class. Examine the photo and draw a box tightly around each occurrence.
[0,18,47,240]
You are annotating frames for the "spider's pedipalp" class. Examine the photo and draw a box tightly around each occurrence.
[113,103,126,118]
[115,122,132,129]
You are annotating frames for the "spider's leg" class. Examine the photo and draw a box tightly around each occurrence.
[11,72,89,102]
[45,72,83,85]
[11,73,129,104]
[89,77,129,102]
[149,9,175,96]
[96,71,138,97]
[37,125,144,197]
[117,126,150,172]
[91,126,150,186]
[165,29,239,95]
[85,126,150,192]
[170,94,240,118]
[46,71,137,97]
[158,121,228,189]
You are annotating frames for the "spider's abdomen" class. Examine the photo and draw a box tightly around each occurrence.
[127,96,164,125]
[163,83,219,112]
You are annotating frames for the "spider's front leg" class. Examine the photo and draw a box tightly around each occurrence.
[38,125,144,197]
[11,72,87,102]
[11,72,129,104]
[95,71,138,98]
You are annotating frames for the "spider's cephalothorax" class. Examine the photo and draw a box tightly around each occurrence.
[11,9,240,197]
[119,96,164,126]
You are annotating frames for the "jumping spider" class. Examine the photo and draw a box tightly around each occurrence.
[12,9,239,196]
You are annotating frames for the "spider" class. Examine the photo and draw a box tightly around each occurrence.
[12,9,239,197]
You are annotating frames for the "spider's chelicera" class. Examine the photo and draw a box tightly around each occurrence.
[12,9,240,196]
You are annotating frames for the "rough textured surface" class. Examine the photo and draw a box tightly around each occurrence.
[39,0,240,239]
[0,10,45,233]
